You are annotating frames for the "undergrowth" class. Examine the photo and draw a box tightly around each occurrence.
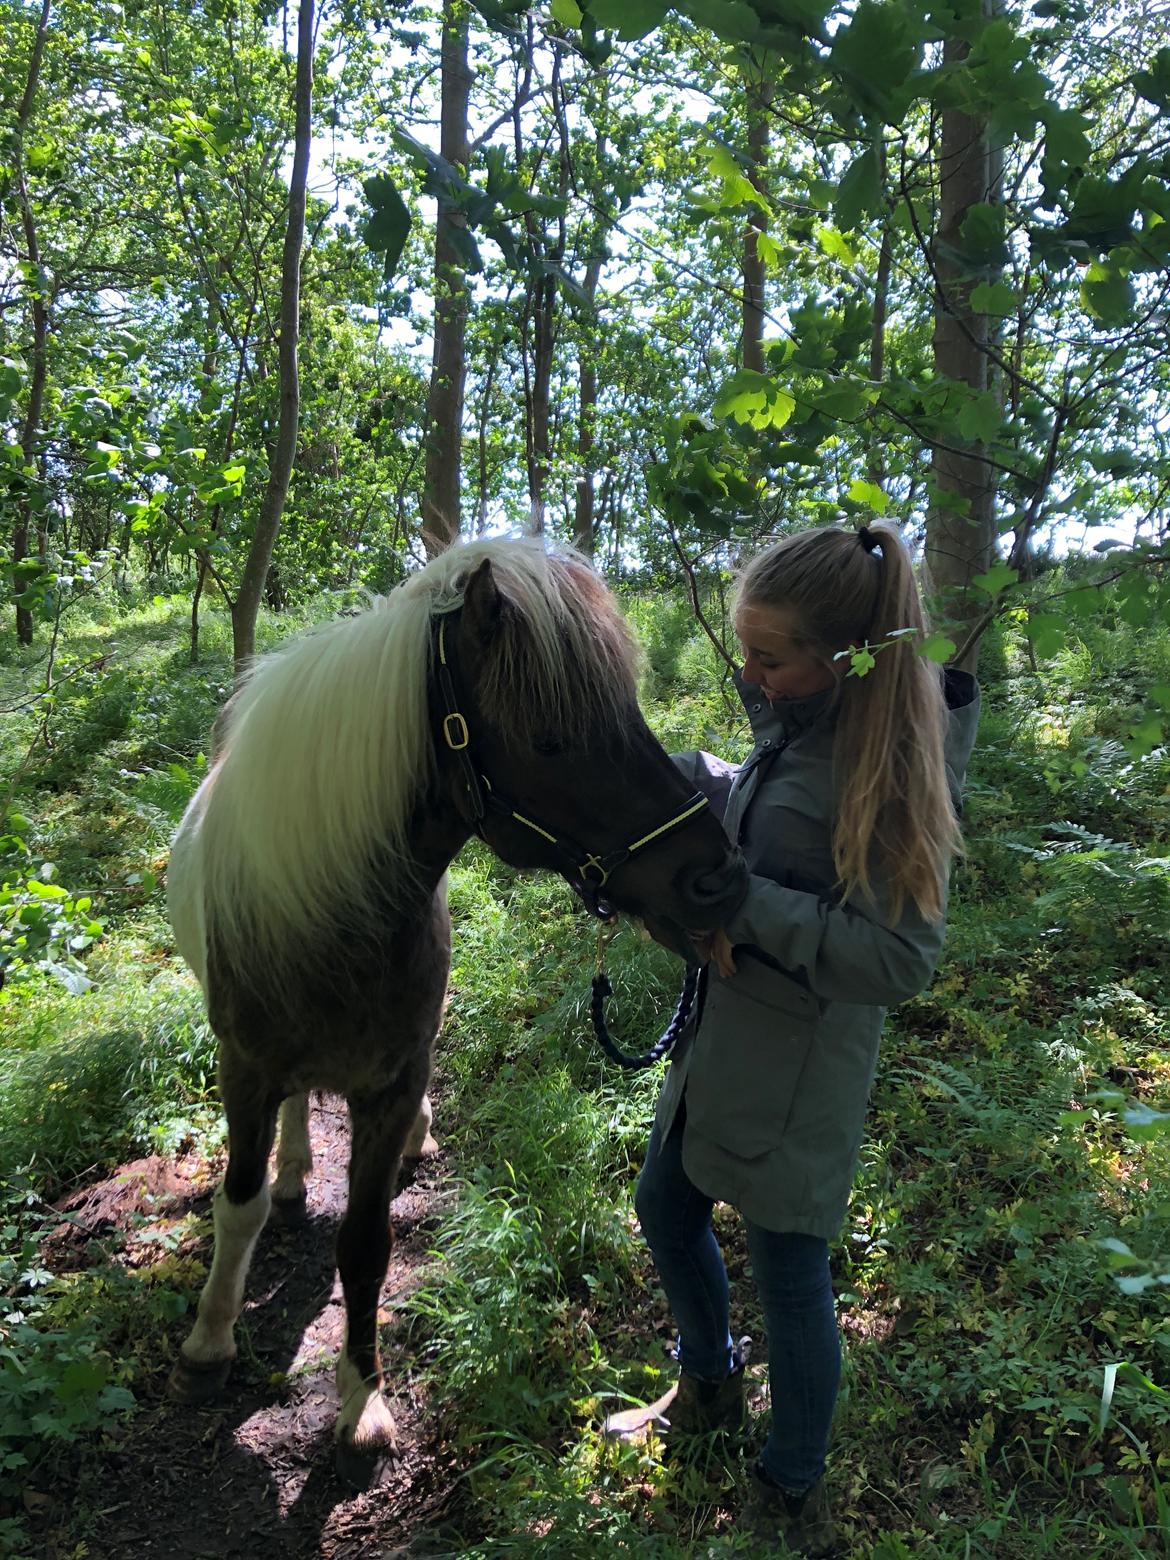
[0,585,1167,1556]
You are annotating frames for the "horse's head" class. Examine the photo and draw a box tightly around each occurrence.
[431,550,748,960]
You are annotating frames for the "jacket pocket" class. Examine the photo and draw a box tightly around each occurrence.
[684,955,818,1157]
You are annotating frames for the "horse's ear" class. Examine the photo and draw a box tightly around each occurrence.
[461,558,504,645]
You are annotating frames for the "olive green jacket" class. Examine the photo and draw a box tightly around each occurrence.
[656,668,980,1240]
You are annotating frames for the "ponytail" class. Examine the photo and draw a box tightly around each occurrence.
[736,524,962,922]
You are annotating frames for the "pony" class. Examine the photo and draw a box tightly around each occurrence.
[165,538,747,1480]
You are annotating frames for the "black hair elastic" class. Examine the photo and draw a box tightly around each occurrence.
[858,525,881,554]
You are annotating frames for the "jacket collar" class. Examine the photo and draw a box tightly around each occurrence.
[734,669,837,741]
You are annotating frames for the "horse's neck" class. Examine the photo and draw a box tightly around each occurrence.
[403,789,474,899]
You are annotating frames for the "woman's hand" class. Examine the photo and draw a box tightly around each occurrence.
[690,928,737,978]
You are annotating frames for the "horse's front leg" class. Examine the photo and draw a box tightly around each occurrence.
[170,1057,279,1399]
[334,1054,429,1484]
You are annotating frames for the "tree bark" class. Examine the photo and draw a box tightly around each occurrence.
[420,0,472,558]
[924,13,1002,672]
[11,0,53,646]
[740,73,772,374]
[572,255,604,557]
[230,0,313,679]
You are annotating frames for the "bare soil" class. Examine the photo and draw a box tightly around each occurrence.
[31,1098,471,1560]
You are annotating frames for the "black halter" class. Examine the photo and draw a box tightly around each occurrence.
[430,607,710,918]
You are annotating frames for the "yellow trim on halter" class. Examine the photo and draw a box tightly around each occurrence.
[625,795,708,855]
[511,810,559,845]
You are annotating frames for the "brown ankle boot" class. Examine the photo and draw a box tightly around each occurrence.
[744,1463,836,1556]
[603,1340,750,1442]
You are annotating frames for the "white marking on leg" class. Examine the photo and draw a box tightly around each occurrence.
[181,1181,271,1366]
[335,1336,397,1452]
[273,1094,313,1201]
[403,1092,438,1158]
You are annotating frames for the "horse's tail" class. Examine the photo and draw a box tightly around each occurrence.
[168,774,211,994]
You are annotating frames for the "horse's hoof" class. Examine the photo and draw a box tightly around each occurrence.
[334,1435,398,1490]
[168,1356,232,1402]
[271,1192,309,1226]
[404,1133,440,1161]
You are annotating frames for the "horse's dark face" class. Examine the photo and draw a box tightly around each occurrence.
[438,560,747,959]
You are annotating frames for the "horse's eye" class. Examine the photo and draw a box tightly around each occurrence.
[533,736,563,757]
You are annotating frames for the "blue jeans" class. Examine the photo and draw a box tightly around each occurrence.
[634,1110,841,1493]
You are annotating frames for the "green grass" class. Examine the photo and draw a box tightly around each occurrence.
[1,580,1168,1555]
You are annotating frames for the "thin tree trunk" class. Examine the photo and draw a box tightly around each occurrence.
[12,0,52,646]
[523,53,568,536]
[740,73,772,374]
[925,10,1001,672]
[230,0,313,679]
[867,143,892,487]
[573,254,604,557]
[420,0,471,558]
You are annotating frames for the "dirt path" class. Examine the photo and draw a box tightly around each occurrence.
[36,1099,467,1560]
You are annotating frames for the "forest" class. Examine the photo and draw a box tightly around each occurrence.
[2,0,1169,1553]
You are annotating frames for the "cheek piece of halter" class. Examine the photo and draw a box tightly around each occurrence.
[430,608,711,921]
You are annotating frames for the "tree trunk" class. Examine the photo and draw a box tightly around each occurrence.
[420,0,472,558]
[230,0,313,679]
[924,15,1002,672]
[522,53,568,537]
[572,254,604,557]
[740,73,772,374]
[867,142,892,487]
[526,270,556,534]
[11,0,53,647]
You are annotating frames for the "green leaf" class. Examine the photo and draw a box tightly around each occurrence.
[829,0,922,122]
[1080,262,1135,327]
[958,390,1003,445]
[1124,715,1163,759]
[958,203,1007,267]
[971,562,1018,596]
[969,280,1017,315]
[678,0,761,43]
[1123,1103,1170,1139]
[588,0,667,37]
[713,370,795,430]
[550,0,583,22]
[1134,46,1170,111]
[362,176,412,279]
[815,225,856,266]
[920,632,956,664]
[756,231,783,270]
[847,478,888,513]
[56,1359,108,1400]
[1024,612,1066,658]
[834,145,881,231]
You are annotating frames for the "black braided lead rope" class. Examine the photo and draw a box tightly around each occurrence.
[589,963,701,1070]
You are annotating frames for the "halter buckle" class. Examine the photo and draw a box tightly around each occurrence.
[581,855,610,888]
[443,712,470,751]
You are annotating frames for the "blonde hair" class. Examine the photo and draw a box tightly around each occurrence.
[736,524,962,922]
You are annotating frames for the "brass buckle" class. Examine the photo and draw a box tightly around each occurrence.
[444,712,470,751]
[581,855,610,888]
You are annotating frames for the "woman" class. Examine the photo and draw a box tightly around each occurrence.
[605,524,980,1556]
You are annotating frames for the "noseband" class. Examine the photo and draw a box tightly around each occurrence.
[430,608,710,918]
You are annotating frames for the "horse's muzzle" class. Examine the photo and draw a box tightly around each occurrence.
[676,851,750,928]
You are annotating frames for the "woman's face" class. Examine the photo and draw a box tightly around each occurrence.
[734,600,837,703]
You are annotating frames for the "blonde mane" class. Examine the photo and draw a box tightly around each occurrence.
[168,539,639,986]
